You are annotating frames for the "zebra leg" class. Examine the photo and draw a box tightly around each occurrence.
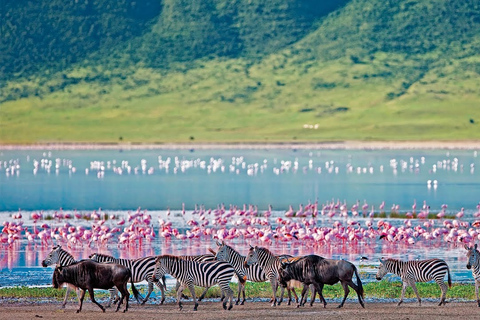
[141,281,154,305]
[476,280,480,307]
[106,287,118,307]
[220,283,234,310]
[235,281,244,305]
[398,281,408,306]
[154,280,166,305]
[410,281,421,306]
[176,283,185,311]
[437,280,448,306]
[62,284,72,308]
[241,283,246,305]
[270,278,278,307]
[176,280,189,299]
[187,283,198,311]
[198,286,210,301]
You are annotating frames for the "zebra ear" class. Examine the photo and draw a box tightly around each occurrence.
[465,244,470,250]
[222,240,225,245]
[475,244,478,250]
[379,258,385,264]
[216,240,222,247]
[249,244,253,249]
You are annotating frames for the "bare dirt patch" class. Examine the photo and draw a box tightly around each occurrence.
[0,300,479,320]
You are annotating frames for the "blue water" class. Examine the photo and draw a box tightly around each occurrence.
[1,147,479,288]
[1,148,479,211]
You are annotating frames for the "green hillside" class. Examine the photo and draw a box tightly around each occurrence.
[1,0,480,144]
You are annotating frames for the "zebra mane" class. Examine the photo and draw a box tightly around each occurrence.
[158,254,181,261]
[92,252,115,259]
[255,246,275,255]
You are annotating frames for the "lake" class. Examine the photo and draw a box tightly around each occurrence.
[0,147,479,288]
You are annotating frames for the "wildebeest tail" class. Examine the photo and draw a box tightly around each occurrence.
[130,277,143,303]
[353,265,364,298]
[126,268,143,303]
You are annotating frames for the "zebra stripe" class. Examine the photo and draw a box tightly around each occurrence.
[42,245,83,308]
[174,254,216,300]
[214,241,266,305]
[89,252,166,305]
[153,255,235,311]
[41,245,76,267]
[244,246,287,307]
[465,244,480,306]
[376,258,451,306]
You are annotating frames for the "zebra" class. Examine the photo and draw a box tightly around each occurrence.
[213,241,300,305]
[376,257,451,306]
[89,252,166,305]
[41,245,83,308]
[465,244,480,307]
[152,254,238,311]
[175,253,216,301]
[244,245,289,307]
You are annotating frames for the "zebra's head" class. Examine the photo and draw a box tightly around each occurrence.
[89,253,99,261]
[465,244,479,269]
[215,240,228,261]
[375,258,388,280]
[244,245,258,268]
[152,256,168,282]
[41,245,62,267]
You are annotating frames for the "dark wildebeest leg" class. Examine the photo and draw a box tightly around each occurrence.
[76,288,86,313]
[115,282,129,312]
[87,287,106,312]
[315,283,327,308]
[298,284,309,307]
[338,281,350,308]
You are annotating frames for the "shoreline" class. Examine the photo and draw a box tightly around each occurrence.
[1,140,480,150]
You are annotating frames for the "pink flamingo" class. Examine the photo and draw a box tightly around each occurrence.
[456,207,465,219]
[285,205,294,217]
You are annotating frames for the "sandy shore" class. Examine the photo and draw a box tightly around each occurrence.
[0,300,479,320]
[1,141,480,150]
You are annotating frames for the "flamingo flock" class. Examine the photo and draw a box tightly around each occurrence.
[2,200,480,250]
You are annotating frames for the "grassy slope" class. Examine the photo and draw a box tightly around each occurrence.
[1,0,480,144]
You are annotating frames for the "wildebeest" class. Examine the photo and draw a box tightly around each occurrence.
[52,260,141,313]
[278,255,365,308]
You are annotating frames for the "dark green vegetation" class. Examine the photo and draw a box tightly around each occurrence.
[1,282,476,301]
[1,0,480,144]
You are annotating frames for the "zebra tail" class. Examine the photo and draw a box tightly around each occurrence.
[235,270,247,285]
[447,266,452,288]
[353,265,364,298]
[130,278,143,303]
